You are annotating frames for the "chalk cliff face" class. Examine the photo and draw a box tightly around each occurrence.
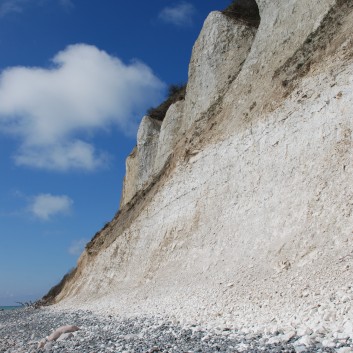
[182,11,257,132]
[50,0,353,334]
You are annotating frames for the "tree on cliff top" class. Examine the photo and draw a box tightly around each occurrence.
[222,0,260,27]
[147,83,186,121]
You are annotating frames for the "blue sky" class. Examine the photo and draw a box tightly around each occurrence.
[0,0,231,305]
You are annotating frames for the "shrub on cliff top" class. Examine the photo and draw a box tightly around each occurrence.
[222,0,260,27]
[147,83,186,121]
[41,267,77,304]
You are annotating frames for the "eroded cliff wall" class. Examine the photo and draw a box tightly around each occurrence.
[51,0,353,334]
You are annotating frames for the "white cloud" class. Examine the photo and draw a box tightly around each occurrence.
[15,140,109,171]
[159,2,195,27]
[29,193,73,220]
[0,44,165,171]
[68,238,87,256]
[0,0,24,17]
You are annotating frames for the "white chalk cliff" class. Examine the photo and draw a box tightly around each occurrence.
[50,0,353,339]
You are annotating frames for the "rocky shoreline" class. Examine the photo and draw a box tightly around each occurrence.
[0,308,352,353]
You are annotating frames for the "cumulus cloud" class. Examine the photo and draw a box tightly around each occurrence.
[0,44,165,171]
[159,2,195,27]
[29,193,73,220]
[68,238,87,256]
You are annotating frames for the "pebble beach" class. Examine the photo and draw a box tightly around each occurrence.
[1,307,352,353]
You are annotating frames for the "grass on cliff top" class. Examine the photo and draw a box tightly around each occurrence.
[147,83,186,122]
[222,0,260,27]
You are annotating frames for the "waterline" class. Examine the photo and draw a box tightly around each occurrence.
[0,306,21,311]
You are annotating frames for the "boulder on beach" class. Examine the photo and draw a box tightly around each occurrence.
[47,325,79,341]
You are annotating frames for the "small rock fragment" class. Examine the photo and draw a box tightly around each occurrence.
[295,335,313,347]
[294,346,307,353]
[37,338,46,349]
[337,348,353,353]
[44,341,53,351]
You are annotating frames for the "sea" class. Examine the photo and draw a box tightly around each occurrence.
[0,306,21,311]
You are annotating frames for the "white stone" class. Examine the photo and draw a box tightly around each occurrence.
[295,335,313,347]
[294,346,307,353]
[281,331,296,342]
[312,325,328,335]
[323,310,337,321]
[336,348,353,353]
[123,334,141,341]
[267,331,296,345]
[297,327,313,337]
[343,321,353,336]
[336,332,350,340]
[321,339,336,348]
[267,336,281,345]
[236,343,249,352]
